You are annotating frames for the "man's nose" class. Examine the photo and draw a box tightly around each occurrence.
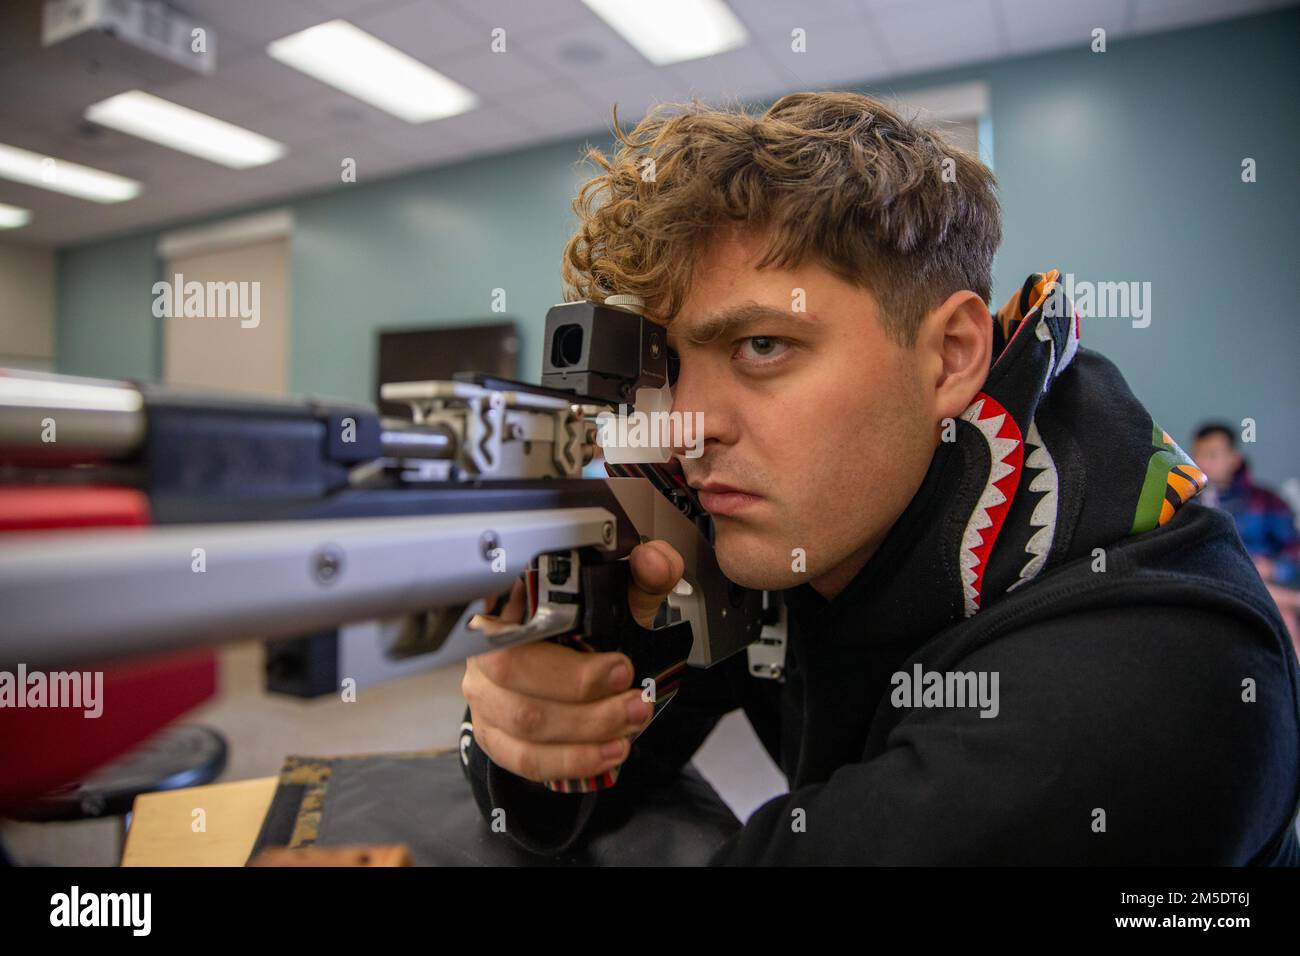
[667,355,733,457]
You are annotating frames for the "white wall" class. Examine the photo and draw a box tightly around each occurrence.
[0,241,55,371]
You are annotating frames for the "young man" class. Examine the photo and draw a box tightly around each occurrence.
[459,92,1300,864]
[1192,422,1300,588]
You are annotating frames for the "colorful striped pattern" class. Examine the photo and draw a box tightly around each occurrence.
[1132,424,1207,534]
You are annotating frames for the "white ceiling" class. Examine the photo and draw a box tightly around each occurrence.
[0,0,1289,246]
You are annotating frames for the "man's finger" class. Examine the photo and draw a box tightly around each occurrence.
[627,540,685,629]
[474,576,527,625]
[465,682,652,744]
[468,640,633,703]
[474,722,629,783]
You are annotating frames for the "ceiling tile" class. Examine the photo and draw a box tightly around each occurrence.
[729,0,864,33]
[354,0,489,62]
[257,87,409,150]
[0,49,144,141]
[43,123,159,173]
[518,13,649,80]
[668,45,792,104]
[207,46,350,108]
[151,73,284,129]
[435,44,558,100]
[577,65,696,126]
[296,0,405,17]
[998,0,1132,51]
[868,0,1006,75]
[504,85,609,141]
[174,0,329,41]
[365,133,475,174]
[165,0,327,63]
[1130,0,1272,32]
[756,15,895,89]
[397,106,551,166]
[444,0,592,34]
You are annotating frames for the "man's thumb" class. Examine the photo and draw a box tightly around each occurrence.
[627,540,684,629]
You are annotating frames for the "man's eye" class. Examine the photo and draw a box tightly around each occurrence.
[735,336,790,364]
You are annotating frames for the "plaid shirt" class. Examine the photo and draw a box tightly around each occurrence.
[1213,465,1300,587]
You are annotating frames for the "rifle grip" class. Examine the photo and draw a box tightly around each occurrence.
[543,559,694,794]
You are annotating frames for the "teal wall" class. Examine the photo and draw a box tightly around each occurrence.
[974,11,1299,487]
[56,234,159,382]
[288,140,595,402]
[55,8,1299,483]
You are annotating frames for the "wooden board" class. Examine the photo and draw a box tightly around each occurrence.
[122,776,278,867]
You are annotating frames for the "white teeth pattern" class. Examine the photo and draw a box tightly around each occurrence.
[1007,420,1058,592]
[1033,284,1081,382]
[1036,317,1056,392]
[958,280,1073,609]
[1058,311,1080,375]
[957,400,1023,617]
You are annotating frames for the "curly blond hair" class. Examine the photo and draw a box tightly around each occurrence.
[561,91,1001,344]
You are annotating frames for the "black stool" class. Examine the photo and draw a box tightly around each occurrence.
[7,724,227,863]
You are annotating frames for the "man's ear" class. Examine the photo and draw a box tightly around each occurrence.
[916,290,993,423]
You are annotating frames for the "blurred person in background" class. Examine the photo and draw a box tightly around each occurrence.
[1193,421,1300,649]
[1192,422,1300,586]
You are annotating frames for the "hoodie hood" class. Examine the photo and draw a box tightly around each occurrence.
[786,269,1209,638]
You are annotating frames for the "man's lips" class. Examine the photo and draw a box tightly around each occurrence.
[690,482,764,517]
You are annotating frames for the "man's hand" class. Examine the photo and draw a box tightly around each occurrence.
[461,540,685,784]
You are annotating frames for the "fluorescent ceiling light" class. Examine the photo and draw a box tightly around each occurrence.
[582,0,749,65]
[267,20,478,124]
[85,91,285,169]
[0,202,30,228]
[0,143,140,203]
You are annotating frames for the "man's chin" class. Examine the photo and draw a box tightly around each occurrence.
[712,527,808,590]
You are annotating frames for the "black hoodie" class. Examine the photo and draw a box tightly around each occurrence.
[460,271,1300,865]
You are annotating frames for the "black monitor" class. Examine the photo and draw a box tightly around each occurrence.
[375,322,519,418]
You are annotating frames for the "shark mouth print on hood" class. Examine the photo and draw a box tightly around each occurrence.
[950,269,1208,617]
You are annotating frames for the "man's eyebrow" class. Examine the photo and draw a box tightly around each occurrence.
[670,303,819,347]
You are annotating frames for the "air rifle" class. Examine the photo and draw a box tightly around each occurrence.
[0,297,788,789]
